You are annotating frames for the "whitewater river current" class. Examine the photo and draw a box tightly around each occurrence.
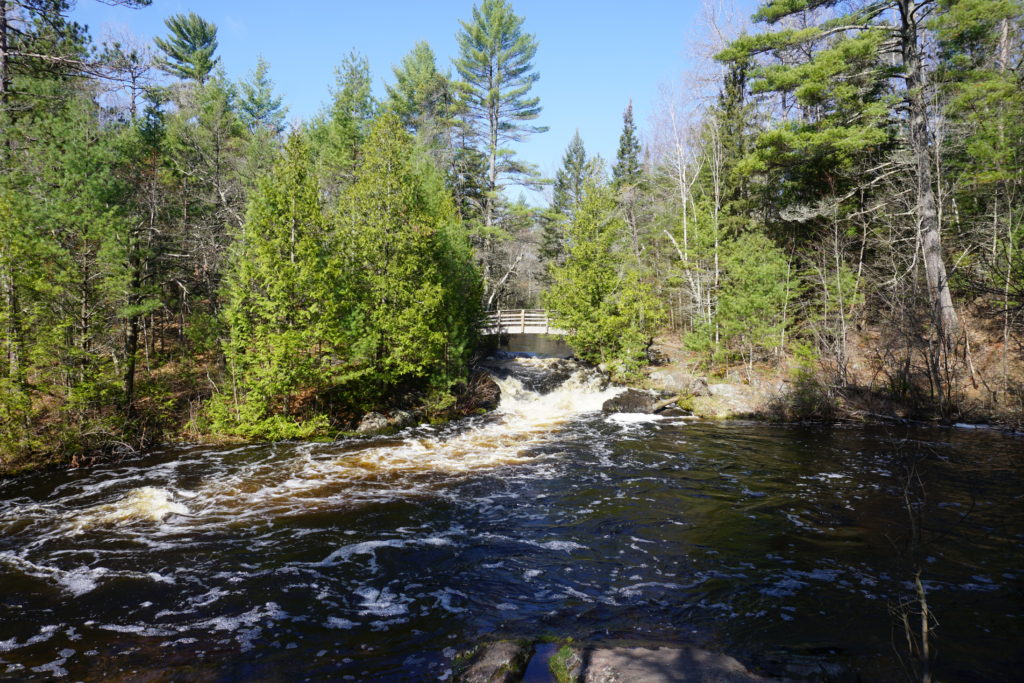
[0,360,1021,680]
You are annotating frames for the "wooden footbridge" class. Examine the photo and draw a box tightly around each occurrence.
[481,309,566,336]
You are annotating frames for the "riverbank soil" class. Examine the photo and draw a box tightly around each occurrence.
[644,313,1024,428]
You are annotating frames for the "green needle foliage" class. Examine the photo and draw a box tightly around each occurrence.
[307,51,377,196]
[541,131,603,266]
[211,114,480,437]
[337,113,479,402]
[238,57,288,135]
[154,12,220,83]
[215,134,332,439]
[455,0,547,300]
[612,101,642,189]
[385,41,460,136]
[545,182,664,375]
[687,232,796,373]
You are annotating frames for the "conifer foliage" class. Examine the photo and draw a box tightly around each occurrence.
[2,0,1023,467]
[216,135,331,438]
[154,12,219,83]
[545,183,664,374]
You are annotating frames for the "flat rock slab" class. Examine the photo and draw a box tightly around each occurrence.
[580,646,766,683]
[459,640,531,683]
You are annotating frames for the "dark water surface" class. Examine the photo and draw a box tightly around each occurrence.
[1,407,1021,680]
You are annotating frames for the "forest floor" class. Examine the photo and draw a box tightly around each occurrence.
[643,315,1024,431]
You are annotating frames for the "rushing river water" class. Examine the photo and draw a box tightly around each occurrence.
[1,359,1021,681]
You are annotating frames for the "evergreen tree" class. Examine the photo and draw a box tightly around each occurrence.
[216,134,331,438]
[545,182,664,374]
[935,0,1024,395]
[719,0,959,348]
[612,101,647,263]
[709,58,756,236]
[612,101,642,188]
[238,56,287,135]
[336,113,457,397]
[385,41,467,198]
[237,57,288,187]
[154,12,219,83]
[308,50,376,196]
[454,0,547,300]
[686,232,795,373]
[162,73,247,309]
[385,41,458,135]
[541,131,602,265]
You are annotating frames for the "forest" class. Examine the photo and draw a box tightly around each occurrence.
[1,0,1022,471]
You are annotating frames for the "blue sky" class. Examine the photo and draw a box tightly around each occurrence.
[72,0,756,202]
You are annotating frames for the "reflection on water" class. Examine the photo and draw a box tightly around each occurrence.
[0,363,1021,680]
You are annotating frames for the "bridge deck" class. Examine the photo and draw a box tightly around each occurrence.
[481,309,566,336]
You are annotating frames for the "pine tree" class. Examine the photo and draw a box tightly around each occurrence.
[541,131,602,265]
[154,12,219,83]
[385,41,458,135]
[236,57,287,188]
[238,56,287,135]
[162,73,247,309]
[454,0,547,300]
[935,0,1024,395]
[719,0,959,347]
[308,50,376,196]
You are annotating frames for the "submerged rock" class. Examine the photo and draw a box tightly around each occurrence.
[458,640,531,683]
[602,388,660,414]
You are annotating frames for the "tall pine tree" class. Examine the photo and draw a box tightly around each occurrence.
[454,0,546,302]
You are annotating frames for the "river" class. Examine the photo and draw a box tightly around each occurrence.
[0,359,1021,681]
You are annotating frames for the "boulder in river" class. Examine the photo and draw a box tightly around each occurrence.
[388,409,417,429]
[458,640,531,682]
[356,412,390,433]
[602,388,660,414]
[648,368,710,397]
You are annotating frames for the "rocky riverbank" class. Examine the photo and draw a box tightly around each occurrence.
[456,639,782,682]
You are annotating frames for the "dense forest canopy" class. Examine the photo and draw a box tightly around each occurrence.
[1,0,1021,468]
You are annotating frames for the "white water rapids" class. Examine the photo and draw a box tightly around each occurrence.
[63,359,625,531]
[0,358,1020,681]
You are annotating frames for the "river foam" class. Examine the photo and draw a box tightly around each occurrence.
[69,486,188,531]
[170,360,624,519]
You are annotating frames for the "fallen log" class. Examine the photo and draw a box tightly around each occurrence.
[652,395,681,413]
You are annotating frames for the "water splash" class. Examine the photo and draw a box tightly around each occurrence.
[69,486,187,531]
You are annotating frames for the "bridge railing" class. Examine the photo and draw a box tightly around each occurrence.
[480,309,566,336]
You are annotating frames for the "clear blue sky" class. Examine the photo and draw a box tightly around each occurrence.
[72,0,756,202]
